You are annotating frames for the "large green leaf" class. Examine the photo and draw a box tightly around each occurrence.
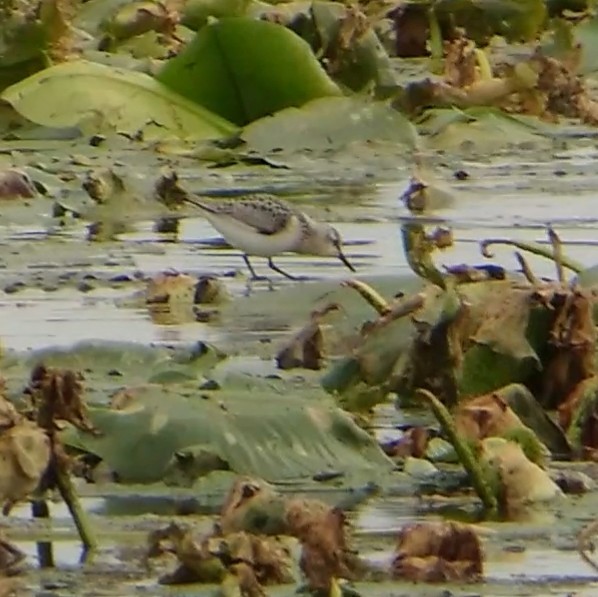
[242,96,419,154]
[156,17,342,126]
[1,60,237,140]
[62,384,394,484]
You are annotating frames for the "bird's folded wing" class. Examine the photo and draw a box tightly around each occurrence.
[214,197,293,235]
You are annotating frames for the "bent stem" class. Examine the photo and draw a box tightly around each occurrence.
[416,388,498,515]
[480,238,583,273]
[342,279,390,315]
[402,223,447,289]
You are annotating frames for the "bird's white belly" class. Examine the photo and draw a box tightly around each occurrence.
[205,213,302,257]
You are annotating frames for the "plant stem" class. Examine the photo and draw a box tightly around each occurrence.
[416,388,497,514]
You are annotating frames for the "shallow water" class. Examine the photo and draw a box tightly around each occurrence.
[3,145,598,352]
[3,141,598,594]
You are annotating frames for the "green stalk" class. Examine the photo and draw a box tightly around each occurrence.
[416,388,497,514]
[480,239,583,273]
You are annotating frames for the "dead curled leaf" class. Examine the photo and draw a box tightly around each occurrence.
[286,501,357,592]
[392,521,483,583]
[27,365,98,434]
[146,271,226,305]
[454,392,528,442]
[154,170,189,208]
[219,478,361,592]
[535,287,596,409]
[146,520,294,588]
[0,169,37,200]
[0,422,51,515]
[146,521,225,585]
[481,438,562,516]
[382,426,430,459]
[275,302,340,370]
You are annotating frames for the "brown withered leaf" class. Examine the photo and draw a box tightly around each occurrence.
[444,31,478,88]
[481,438,562,516]
[208,531,294,587]
[538,288,595,409]
[558,376,598,457]
[0,395,22,431]
[285,501,357,592]
[0,534,26,576]
[455,392,527,442]
[276,303,340,371]
[0,422,51,515]
[389,4,430,58]
[154,171,189,208]
[145,522,225,585]
[392,521,483,582]
[0,169,37,200]
[28,365,98,434]
[526,49,598,124]
[220,478,287,535]
[219,478,362,592]
[0,577,22,597]
[146,271,226,306]
[382,427,430,459]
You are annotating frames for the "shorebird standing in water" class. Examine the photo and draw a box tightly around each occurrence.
[184,194,355,281]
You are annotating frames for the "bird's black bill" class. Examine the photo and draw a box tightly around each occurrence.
[338,251,356,272]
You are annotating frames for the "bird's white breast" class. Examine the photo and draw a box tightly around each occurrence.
[204,212,303,257]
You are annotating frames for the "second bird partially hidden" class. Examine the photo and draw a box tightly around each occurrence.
[184,194,355,281]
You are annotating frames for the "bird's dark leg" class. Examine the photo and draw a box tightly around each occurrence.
[242,254,273,293]
[267,258,303,281]
[242,254,266,280]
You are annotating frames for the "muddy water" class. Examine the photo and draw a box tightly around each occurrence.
[3,146,598,351]
[3,144,598,594]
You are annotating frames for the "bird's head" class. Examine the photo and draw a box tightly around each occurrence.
[318,225,356,272]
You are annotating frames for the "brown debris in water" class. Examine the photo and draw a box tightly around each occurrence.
[536,287,595,410]
[0,169,37,200]
[27,365,98,435]
[455,392,528,442]
[146,521,224,585]
[146,271,226,306]
[146,519,294,588]
[276,302,340,370]
[154,171,189,209]
[382,426,429,459]
[392,521,483,582]
[286,501,357,593]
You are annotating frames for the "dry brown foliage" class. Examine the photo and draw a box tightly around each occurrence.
[286,501,356,592]
[276,303,340,370]
[537,288,596,409]
[27,365,98,434]
[455,392,527,442]
[392,521,483,582]
[382,427,429,459]
[219,478,361,592]
[146,521,294,589]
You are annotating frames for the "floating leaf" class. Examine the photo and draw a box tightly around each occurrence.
[156,17,342,126]
[62,384,394,484]
[242,96,419,154]
[1,60,237,140]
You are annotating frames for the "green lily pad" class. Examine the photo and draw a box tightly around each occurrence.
[61,383,394,484]
[242,96,419,154]
[1,60,237,140]
[418,107,552,152]
[156,17,342,126]
[0,340,226,401]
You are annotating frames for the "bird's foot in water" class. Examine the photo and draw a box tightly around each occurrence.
[244,275,275,296]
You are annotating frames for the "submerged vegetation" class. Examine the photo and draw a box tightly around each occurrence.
[3,0,598,595]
